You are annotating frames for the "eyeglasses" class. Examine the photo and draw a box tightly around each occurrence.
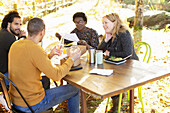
[74,20,84,25]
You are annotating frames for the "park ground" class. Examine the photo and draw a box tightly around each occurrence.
[4,0,167,113]
[37,0,170,113]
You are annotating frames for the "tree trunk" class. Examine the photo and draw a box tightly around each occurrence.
[133,0,144,44]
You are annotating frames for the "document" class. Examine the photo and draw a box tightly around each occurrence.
[64,33,79,42]
[89,69,113,76]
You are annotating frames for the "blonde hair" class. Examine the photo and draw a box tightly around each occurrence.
[103,13,128,38]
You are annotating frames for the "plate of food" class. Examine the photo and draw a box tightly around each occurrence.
[104,56,126,65]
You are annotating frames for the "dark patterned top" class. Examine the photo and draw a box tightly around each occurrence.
[65,27,99,48]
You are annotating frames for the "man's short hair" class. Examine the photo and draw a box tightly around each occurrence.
[27,18,45,37]
[73,12,87,23]
[1,11,21,29]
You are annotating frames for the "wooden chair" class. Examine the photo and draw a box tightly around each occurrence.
[0,72,34,113]
[118,42,151,113]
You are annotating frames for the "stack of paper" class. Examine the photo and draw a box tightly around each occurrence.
[89,69,113,76]
[64,33,79,42]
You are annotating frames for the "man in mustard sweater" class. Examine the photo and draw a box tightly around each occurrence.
[8,18,81,113]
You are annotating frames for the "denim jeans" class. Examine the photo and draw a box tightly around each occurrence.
[4,72,9,86]
[13,84,80,113]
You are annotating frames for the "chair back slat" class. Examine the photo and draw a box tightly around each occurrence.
[0,77,12,111]
[134,41,151,63]
[0,72,34,113]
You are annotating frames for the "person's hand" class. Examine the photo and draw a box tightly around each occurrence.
[18,30,26,39]
[56,44,64,49]
[104,33,112,42]
[77,40,87,45]
[78,40,90,49]
[48,46,62,59]
[104,50,110,56]
[69,46,81,62]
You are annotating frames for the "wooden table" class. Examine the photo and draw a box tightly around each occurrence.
[63,57,170,113]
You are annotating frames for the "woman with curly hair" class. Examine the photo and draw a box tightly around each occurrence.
[65,12,99,49]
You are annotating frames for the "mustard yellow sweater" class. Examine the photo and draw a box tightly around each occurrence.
[8,39,74,107]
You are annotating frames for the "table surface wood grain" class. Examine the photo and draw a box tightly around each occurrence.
[63,56,170,99]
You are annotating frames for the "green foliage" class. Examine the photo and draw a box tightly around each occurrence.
[123,0,135,5]
[134,25,143,31]
[0,1,3,6]
[164,24,170,32]
[165,8,170,12]
[119,0,168,5]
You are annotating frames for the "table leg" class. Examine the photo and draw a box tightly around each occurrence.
[129,89,134,113]
[81,90,87,113]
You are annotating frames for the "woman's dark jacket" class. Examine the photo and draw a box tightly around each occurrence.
[97,30,138,60]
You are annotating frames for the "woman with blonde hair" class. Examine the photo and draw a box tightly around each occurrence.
[98,13,138,60]
[97,13,138,111]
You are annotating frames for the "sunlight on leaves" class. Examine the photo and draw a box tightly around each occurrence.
[0,1,3,6]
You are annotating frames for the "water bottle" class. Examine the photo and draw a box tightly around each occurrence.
[96,50,103,64]
[89,48,95,64]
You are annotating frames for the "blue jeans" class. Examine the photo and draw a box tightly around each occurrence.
[4,72,9,86]
[13,84,80,113]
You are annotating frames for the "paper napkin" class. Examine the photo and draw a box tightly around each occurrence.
[89,69,113,76]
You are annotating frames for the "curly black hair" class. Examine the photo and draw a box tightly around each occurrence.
[73,12,87,23]
[1,11,21,29]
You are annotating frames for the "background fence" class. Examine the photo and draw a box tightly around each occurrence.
[0,0,76,25]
